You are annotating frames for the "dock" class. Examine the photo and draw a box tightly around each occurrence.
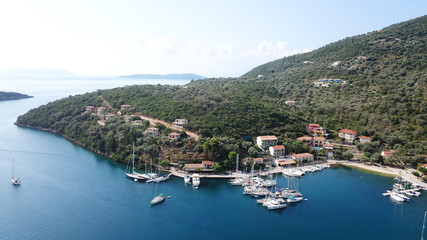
[382,188,423,196]
[168,167,285,179]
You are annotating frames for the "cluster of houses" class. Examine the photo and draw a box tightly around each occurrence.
[314,78,346,87]
[254,135,314,168]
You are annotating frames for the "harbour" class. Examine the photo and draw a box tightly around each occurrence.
[1,78,427,240]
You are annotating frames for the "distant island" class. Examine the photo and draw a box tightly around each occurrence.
[119,73,206,80]
[0,68,75,79]
[0,91,33,101]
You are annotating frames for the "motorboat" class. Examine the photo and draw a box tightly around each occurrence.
[192,174,200,189]
[184,175,191,184]
[151,193,166,205]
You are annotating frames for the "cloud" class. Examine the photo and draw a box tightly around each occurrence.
[122,33,177,54]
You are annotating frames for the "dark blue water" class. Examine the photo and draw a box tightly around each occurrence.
[1,79,426,240]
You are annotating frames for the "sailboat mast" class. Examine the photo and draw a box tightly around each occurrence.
[236,154,239,172]
[422,211,427,240]
[132,142,135,173]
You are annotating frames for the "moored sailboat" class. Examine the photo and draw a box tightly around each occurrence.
[125,142,146,182]
[11,158,21,186]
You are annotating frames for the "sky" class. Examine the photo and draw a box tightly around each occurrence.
[0,0,425,78]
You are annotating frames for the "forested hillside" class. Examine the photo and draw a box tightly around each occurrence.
[16,15,427,167]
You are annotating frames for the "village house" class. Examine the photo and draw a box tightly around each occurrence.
[172,119,188,129]
[285,101,296,106]
[269,145,286,158]
[131,120,143,126]
[313,137,326,147]
[120,104,131,110]
[306,123,326,136]
[184,162,214,172]
[296,135,313,145]
[146,127,160,136]
[292,153,314,164]
[324,143,334,158]
[184,163,204,172]
[256,135,278,149]
[168,132,181,140]
[277,159,296,168]
[381,150,394,159]
[97,107,106,115]
[85,106,96,113]
[359,136,372,143]
[202,161,214,169]
[105,113,116,120]
[339,129,358,142]
[241,158,263,166]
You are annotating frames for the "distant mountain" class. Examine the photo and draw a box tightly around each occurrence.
[0,68,75,78]
[0,91,33,101]
[119,73,205,80]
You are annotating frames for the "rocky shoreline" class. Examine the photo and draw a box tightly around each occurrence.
[14,122,115,161]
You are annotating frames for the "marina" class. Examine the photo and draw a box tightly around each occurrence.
[1,79,427,240]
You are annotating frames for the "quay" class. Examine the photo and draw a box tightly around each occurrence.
[382,188,424,196]
[168,167,283,179]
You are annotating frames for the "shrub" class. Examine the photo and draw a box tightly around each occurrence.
[412,171,420,177]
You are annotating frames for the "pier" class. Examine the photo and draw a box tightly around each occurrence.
[382,188,424,196]
[168,167,285,179]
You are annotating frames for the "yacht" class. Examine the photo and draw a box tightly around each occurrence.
[192,174,200,189]
[151,193,166,205]
[184,175,191,184]
[390,192,405,202]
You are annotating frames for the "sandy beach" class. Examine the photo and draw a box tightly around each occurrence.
[330,160,427,188]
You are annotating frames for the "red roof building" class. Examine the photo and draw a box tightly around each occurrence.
[339,129,358,142]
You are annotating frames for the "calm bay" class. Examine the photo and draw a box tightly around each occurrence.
[0,78,426,240]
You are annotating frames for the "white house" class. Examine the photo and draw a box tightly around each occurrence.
[359,136,372,143]
[292,153,314,163]
[339,129,358,142]
[269,145,286,158]
[285,101,296,106]
[172,119,188,128]
[146,127,160,136]
[121,104,131,110]
[313,137,326,147]
[97,107,106,115]
[168,132,181,140]
[256,135,278,149]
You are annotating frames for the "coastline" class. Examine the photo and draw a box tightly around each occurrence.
[14,122,115,161]
[330,160,427,188]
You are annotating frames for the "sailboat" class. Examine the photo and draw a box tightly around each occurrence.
[150,150,166,205]
[11,158,21,185]
[147,152,171,183]
[125,142,146,182]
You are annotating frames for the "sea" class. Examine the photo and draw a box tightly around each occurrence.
[0,77,426,240]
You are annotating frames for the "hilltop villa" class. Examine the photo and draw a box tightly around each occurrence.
[339,129,358,142]
[269,145,286,158]
[172,119,188,129]
[256,135,278,149]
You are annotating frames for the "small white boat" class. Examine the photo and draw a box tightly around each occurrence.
[184,175,191,184]
[287,195,304,203]
[405,190,421,197]
[147,174,171,183]
[228,177,247,186]
[265,199,287,210]
[151,193,166,205]
[390,192,405,202]
[11,159,21,186]
[192,174,200,189]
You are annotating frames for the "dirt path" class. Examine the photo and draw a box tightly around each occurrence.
[99,95,199,140]
[138,115,199,141]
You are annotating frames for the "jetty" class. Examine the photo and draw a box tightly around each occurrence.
[382,188,424,196]
[169,167,285,179]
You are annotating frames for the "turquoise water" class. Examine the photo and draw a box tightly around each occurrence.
[0,79,426,239]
